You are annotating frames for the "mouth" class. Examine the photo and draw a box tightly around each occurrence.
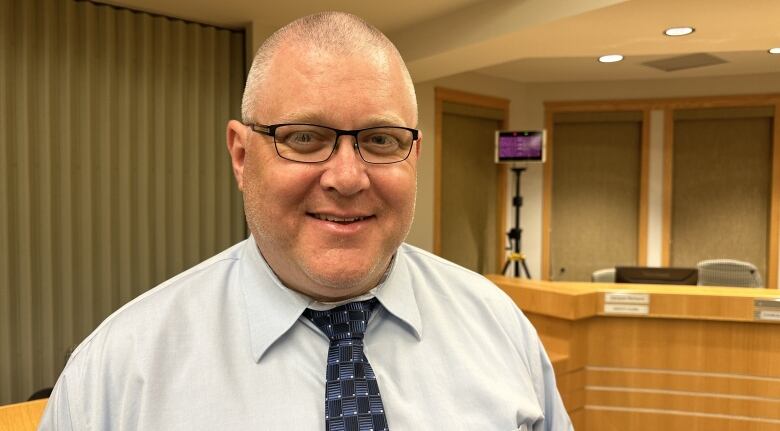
[308,213,374,225]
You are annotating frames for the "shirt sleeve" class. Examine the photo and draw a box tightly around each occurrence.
[504,299,573,431]
[535,338,574,431]
[37,373,75,431]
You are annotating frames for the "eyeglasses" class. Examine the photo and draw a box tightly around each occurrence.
[246,123,419,164]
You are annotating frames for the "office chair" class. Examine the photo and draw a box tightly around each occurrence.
[591,268,616,283]
[695,259,763,288]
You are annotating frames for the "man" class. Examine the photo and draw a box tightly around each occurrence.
[40,12,572,430]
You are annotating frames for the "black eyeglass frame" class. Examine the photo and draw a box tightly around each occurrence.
[245,122,420,164]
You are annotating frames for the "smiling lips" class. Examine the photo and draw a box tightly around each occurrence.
[310,213,372,224]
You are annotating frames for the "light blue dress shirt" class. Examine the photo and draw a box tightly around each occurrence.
[39,236,573,430]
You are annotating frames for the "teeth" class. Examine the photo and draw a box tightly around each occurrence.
[315,214,367,222]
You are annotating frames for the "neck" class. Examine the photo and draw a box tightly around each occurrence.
[257,245,394,302]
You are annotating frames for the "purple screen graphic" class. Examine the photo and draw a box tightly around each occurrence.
[498,132,542,159]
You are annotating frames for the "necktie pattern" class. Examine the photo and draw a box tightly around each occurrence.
[303,299,389,431]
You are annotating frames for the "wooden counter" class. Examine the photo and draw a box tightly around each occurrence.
[0,399,47,431]
[487,275,780,431]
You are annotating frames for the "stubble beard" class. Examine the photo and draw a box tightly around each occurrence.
[243,178,417,296]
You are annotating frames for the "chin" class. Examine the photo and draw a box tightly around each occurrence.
[302,258,385,294]
[307,268,375,291]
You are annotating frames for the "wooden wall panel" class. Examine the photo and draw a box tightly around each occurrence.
[586,368,780,401]
[585,317,780,377]
[586,409,780,431]
[491,278,780,431]
[587,388,780,420]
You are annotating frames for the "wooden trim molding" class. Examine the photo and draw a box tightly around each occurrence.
[544,93,780,113]
[434,97,443,254]
[435,87,511,111]
[496,131,509,275]
[433,87,510,274]
[638,109,651,266]
[541,111,554,280]
[661,109,674,267]
[489,275,780,323]
[768,103,780,289]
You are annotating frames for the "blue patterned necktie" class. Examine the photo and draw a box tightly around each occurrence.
[303,298,389,431]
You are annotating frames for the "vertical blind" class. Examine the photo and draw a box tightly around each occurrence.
[1,0,246,405]
[551,111,643,281]
[671,107,773,280]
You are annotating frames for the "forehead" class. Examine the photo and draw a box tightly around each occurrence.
[255,41,416,127]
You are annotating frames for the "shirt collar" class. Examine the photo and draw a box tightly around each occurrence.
[237,236,311,362]
[374,248,423,341]
[238,237,423,363]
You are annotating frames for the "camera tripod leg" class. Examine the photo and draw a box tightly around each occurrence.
[501,259,512,276]
[521,258,531,279]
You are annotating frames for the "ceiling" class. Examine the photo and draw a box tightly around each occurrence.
[94,0,780,84]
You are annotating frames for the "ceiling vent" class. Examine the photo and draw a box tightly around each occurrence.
[642,53,727,72]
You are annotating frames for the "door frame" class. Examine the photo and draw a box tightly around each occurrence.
[434,87,510,274]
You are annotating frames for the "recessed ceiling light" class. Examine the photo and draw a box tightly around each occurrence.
[598,54,624,63]
[769,47,780,54]
[664,26,695,37]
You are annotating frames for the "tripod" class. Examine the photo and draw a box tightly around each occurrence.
[501,167,532,278]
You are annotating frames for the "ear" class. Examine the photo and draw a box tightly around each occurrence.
[226,120,248,191]
[414,130,423,158]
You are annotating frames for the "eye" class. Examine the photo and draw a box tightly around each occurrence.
[275,125,333,146]
[282,130,329,144]
[367,133,398,146]
[288,131,315,143]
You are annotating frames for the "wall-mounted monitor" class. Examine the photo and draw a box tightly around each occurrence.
[615,266,699,285]
[495,130,545,164]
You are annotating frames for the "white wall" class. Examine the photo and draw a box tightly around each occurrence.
[409,71,780,278]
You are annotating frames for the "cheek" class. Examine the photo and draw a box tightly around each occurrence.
[373,168,417,219]
[241,155,312,233]
[246,153,314,203]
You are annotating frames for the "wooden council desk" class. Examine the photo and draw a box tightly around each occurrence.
[487,275,780,431]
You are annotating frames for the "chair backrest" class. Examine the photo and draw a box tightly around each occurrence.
[0,399,48,431]
[591,268,616,283]
[696,259,763,288]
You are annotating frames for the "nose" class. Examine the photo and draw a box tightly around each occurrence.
[319,136,370,196]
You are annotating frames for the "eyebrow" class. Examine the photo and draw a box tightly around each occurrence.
[275,111,408,128]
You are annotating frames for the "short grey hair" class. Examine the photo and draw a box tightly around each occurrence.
[241,11,417,124]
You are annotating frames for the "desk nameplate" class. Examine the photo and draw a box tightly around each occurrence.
[604,303,650,315]
[604,292,650,304]
[754,298,780,321]
[603,292,650,315]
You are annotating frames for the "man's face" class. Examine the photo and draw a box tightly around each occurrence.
[227,42,420,301]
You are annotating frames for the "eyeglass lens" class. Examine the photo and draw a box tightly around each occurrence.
[273,124,414,163]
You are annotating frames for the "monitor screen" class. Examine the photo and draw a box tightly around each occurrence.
[615,266,699,285]
[495,130,545,164]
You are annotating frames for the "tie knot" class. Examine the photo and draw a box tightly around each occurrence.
[304,298,378,341]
